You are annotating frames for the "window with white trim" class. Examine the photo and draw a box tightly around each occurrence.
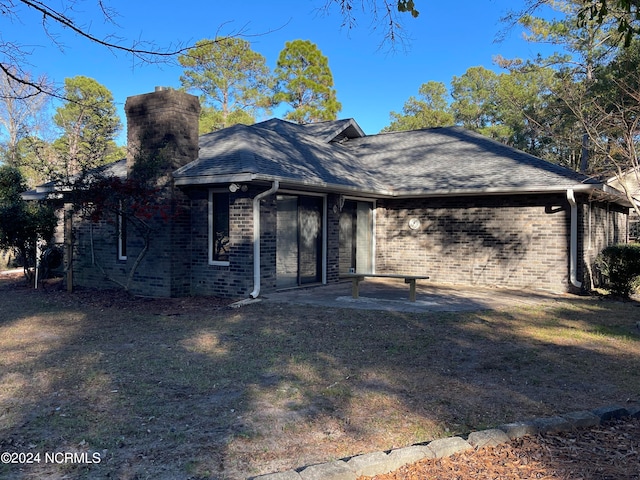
[117,208,127,261]
[209,190,230,265]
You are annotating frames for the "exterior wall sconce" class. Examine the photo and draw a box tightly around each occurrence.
[229,183,248,193]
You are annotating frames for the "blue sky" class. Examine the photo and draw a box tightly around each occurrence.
[5,0,560,143]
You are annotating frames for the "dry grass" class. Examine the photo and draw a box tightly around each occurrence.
[1,273,639,479]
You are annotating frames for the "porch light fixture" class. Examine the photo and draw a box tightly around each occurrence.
[229,183,247,193]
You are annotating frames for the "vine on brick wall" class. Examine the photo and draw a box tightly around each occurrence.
[68,146,183,291]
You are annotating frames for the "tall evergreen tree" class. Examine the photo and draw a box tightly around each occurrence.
[515,0,619,173]
[582,40,640,211]
[52,76,122,179]
[178,37,273,133]
[274,40,342,124]
[451,66,501,133]
[382,81,454,132]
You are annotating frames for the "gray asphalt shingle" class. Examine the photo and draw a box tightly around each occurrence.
[173,119,598,196]
[341,126,596,194]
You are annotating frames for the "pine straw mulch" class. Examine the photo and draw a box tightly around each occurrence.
[360,418,640,480]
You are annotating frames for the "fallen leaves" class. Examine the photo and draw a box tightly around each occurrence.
[361,418,640,480]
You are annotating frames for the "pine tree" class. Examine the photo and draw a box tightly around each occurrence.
[274,40,342,124]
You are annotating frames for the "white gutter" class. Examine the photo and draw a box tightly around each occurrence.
[566,189,583,289]
[250,181,279,298]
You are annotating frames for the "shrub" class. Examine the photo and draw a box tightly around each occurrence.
[594,244,640,298]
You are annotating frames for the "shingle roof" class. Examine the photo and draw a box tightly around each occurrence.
[341,126,598,195]
[173,122,387,193]
[22,159,127,201]
[173,118,601,197]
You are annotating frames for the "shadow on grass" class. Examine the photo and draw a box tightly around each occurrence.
[0,281,639,479]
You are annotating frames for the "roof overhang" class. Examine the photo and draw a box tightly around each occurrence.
[391,183,599,198]
[21,182,68,201]
[173,172,392,196]
[174,174,635,206]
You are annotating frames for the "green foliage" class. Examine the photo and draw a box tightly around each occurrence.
[274,40,342,124]
[12,136,58,188]
[383,81,454,132]
[198,105,255,135]
[594,244,640,297]
[0,165,56,270]
[577,0,640,46]
[451,66,500,131]
[583,39,640,179]
[179,37,273,132]
[53,76,121,179]
[512,0,622,173]
[492,62,562,156]
[0,165,26,201]
[397,0,419,17]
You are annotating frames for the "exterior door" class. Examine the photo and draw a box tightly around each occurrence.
[339,200,373,274]
[276,195,323,288]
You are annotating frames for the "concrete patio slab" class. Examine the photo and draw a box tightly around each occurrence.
[262,277,569,313]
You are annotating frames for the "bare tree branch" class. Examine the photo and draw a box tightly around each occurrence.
[0,1,253,99]
[318,0,416,50]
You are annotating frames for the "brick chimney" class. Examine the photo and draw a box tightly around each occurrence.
[125,87,201,175]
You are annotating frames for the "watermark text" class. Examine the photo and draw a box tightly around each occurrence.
[1,451,101,464]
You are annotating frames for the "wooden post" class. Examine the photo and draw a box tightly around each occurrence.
[406,278,417,302]
[351,276,363,299]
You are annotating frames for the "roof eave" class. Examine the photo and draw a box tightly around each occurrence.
[173,173,258,186]
[174,172,390,196]
[389,183,616,199]
[174,175,633,206]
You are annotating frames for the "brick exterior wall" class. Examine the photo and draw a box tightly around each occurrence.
[326,194,342,284]
[68,89,202,297]
[189,190,339,298]
[62,88,631,297]
[581,197,629,289]
[260,194,278,293]
[190,188,260,298]
[71,210,130,292]
[68,187,629,297]
[70,192,196,297]
[376,194,575,292]
[125,88,200,174]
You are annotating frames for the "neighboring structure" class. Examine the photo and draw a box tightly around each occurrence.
[608,168,640,242]
[36,88,634,297]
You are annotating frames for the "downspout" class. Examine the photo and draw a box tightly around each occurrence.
[566,189,583,289]
[250,181,279,298]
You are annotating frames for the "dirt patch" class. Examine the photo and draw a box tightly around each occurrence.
[1,274,639,479]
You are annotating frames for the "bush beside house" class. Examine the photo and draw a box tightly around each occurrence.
[595,244,640,297]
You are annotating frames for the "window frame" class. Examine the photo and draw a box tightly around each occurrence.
[117,205,127,261]
[208,189,231,266]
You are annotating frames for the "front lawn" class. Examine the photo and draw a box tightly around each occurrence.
[1,276,639,479]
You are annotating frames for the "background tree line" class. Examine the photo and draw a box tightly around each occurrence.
[1,0,640,276]
[0,38,340,188]
[2,0,639,186]
[0,36,341,276]
[384,0,640,195]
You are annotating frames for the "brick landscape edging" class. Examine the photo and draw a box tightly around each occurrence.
[251,404,640,480]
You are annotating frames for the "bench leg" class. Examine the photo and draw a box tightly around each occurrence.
[351,277,361,299]
[405,278,417,302]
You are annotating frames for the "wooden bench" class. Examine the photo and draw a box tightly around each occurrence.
[342,273,430,302]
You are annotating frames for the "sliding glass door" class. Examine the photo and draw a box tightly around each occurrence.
[339,200,373,274]
[276,195,324,288]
